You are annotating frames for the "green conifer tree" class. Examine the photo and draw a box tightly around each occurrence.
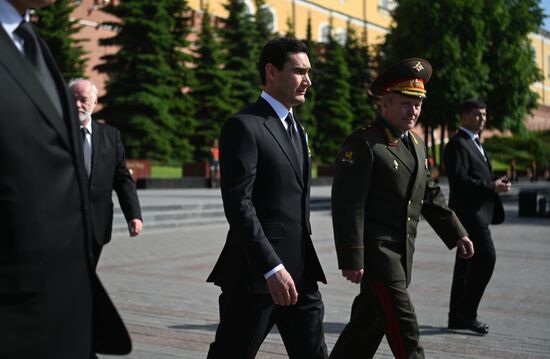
[34,0,86,80]
[296,15,317,147]
[191,9,234,161]
[314,23,353,164]
[345,21,376,129]
[164,0,197,161]
[96,0,194,162]
[219,0,261,110]
[255,0,274,44]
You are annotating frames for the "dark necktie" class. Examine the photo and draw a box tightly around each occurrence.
[401,133,412,153]
[474,136,487,161]
[15,20,62,117]
[81,128,92,177]
[474,137,481,146]
[285,113,304,170]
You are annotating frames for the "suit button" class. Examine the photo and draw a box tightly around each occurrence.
[407,217,411,221]
[421,200,424,205]
[408,200,412,206]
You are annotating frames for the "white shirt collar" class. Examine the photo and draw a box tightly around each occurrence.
[261,91,293,121]
[459,127,479,140]
[81,120,93,134]
[0,1,30,50]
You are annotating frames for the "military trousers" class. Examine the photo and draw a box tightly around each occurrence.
[330,279,424,359]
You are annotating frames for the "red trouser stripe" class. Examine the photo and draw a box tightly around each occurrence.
[374,282,407,359]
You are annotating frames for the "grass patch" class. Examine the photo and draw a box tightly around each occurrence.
[151,164,181,178]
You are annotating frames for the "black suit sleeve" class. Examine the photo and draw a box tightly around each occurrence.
[112,129,142,222]
[444,139,496,196]
[219,116,282,276]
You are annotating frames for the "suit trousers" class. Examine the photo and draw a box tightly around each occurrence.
[207,287,327,359]
[330,279,424,359]
[449,224,496,320]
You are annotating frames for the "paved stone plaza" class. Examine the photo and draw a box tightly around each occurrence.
[98,184,550,358]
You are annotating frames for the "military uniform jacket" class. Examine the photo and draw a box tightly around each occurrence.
[331,117,467,286]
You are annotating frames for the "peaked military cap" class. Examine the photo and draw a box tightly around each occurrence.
[370,58,432,98]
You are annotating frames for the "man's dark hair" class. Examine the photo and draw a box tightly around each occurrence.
[460,99,486,115]
[258,37,308,85]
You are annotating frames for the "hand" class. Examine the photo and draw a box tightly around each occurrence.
[495,177,512,193]
[342,269,364,284]
[128,219,143,237]
[266,268,298,306]
[457,236,474,259]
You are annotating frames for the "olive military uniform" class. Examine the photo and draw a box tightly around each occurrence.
[330,117,468,359]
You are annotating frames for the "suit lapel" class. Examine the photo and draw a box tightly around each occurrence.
[458,130,492,174]
[258,99,304,188]
[0,26,70,150]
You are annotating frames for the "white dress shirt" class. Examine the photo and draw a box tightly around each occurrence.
[459,127,485,159]
[0,0,30,54]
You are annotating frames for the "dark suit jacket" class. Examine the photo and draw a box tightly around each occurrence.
[444,129,504,226]
[207,97,326,293]
[332,118,468,286]
[89,121,141,247]
[0,25,130,357]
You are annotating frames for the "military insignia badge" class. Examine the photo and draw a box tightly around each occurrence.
[393,159,399,170]
[413,61,424,72]
[341,151,354,165]
[384,128,399,146]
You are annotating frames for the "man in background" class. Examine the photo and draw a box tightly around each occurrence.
[0,0,130,356]
[445,99,511,334]
[69,78,143,266]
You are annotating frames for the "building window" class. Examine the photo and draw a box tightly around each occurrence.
[547,54,550,79]
[260,5,278,33]
[243,0,254,14]
[335,28,346,45]
[378,0,396,13]
[319,23,331,43]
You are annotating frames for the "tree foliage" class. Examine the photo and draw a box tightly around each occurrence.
[380,0,543,133]
[314,24,353,164]
[482,0,543,133]
[95,0,195,162]
[345,21,376,129]
[296,15,317,145]
[191,9,233,161]
[219,0,261,110]
[34,0,86,80]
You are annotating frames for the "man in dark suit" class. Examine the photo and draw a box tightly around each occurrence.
[207,37,327,359]
[330,58,474,358]
[69,78,143,266]
[0,0,131,357]
[445,99,511,334]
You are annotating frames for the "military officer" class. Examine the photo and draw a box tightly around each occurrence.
[329,58,475,359]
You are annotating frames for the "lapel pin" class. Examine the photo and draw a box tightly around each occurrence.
[393,160,399,170]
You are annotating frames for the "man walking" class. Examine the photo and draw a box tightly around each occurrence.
[207,37,327,359]
[330,58,474,358]
[446,99,510,334]
[69,78,143,266]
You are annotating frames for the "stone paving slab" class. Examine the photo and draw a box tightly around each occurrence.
[99,184,550,358]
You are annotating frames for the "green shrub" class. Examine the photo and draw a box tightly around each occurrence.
[484,130,550,170]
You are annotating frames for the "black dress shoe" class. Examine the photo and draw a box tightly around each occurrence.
[448,318,489,335]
